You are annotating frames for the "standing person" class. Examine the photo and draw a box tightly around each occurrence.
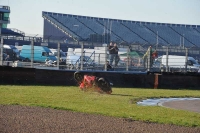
[108,42,115,65]
[152,50,158,61]
[143,46,152,68]
[113,43,119,67]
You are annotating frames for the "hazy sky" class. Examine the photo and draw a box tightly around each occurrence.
[1,0,200,35]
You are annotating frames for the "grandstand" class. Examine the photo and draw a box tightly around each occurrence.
[42,11,200,48]
[1,8,200,55]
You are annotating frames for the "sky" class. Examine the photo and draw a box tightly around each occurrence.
[1,0,200,36]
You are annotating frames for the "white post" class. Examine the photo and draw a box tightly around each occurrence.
[147,47,151,72]
[166,47,169,72]
[110,21,112,42]
[30,40,34,68]
[104,46,107,71]
[80,42,84,70]
[156,31,158,49]
[185,48,188,72]
[57,42,60,69]
[93,51,95,67]
[98,54,100,65]
[126,47,129,71]
[183,34,185,49]
[0,37,3,66]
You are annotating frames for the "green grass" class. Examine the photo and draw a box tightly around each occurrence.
[0,85,200,127]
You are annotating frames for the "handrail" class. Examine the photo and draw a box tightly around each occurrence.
[74,51,85,65]
[42,14,81,41]
[86,51,95,65]
[9,28,25,36]
[96,20,127,43]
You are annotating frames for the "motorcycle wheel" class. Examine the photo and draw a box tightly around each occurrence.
[97,78,112,94]
[74,71,83,83]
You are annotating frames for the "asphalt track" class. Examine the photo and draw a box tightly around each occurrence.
[137,98,200,113]
[162,100,200,113]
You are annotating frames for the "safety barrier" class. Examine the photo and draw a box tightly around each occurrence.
[0,66,200,89]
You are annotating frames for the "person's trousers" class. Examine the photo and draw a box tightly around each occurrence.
[109,54,115,65]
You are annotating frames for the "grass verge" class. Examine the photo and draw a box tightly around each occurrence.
[0,85,200,127]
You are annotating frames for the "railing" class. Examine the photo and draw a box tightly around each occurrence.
[0,6,10,10]
[0,17,10,23]
[0,36,200,73]
[10,28,25,36]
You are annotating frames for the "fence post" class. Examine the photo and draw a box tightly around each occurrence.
[57,42,60,69]
[126,47,129,71]
[166,47,169,72]
[93,51,95,68]
[154,74,159,89]
[104,46,107,71]
[80,42,84,70]
[185,48,188,72]
[31,40,34,68]
[98,54,100,65]
[147,47,151,72]
[0,37,3,66]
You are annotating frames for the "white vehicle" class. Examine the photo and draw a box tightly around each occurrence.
[153,55,200,72]
[50,48,66,61]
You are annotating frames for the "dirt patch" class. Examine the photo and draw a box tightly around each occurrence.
[0,105,200,133]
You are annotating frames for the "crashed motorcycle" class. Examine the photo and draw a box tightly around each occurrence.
[74,71,112,94]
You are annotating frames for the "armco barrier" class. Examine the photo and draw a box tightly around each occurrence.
[0,66,35,85]
[0,66,200,89]
[157,72,200,89]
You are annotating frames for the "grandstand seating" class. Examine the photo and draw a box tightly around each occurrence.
[145,24,180,46]
[171,26,200,47]
[51,14,95,40]
[42,11,200,48]
[76,17,104,34]
[75,18,120,42]
[196,27,200,33]
[98,20,147,44]
[122,22,162,45]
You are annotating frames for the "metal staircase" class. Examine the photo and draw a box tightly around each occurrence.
[42,13,81,41]
[10,28,25,36]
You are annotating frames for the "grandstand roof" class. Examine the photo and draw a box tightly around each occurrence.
[1,28,25,36]
[42,11,200,48]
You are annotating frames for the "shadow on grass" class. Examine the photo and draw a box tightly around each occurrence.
[111,94,134,97]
